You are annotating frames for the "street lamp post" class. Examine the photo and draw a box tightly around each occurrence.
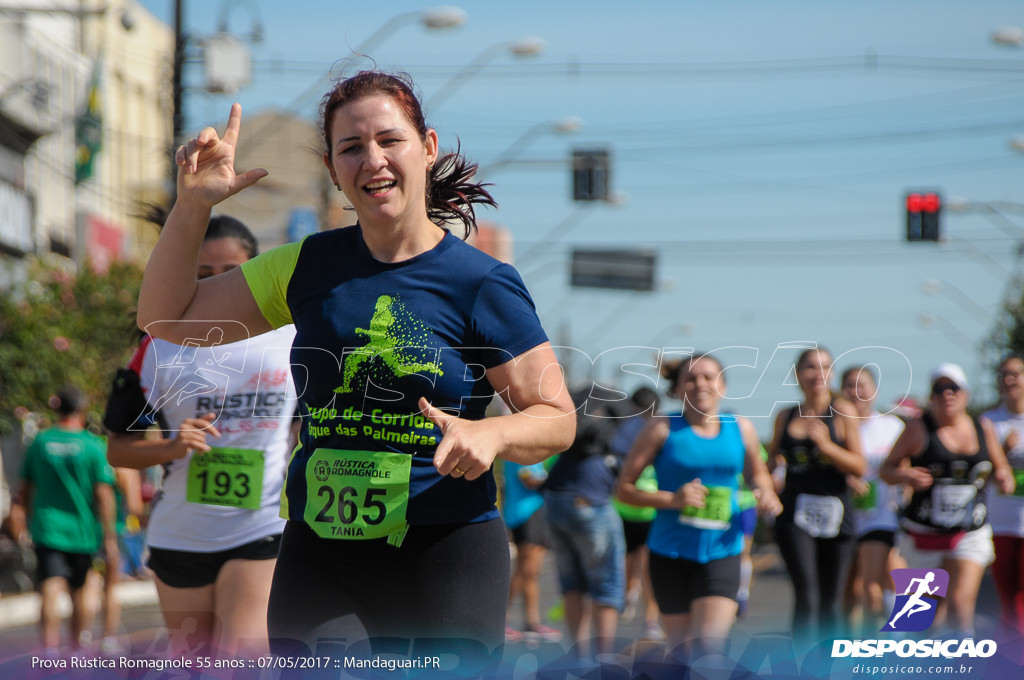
[917,312,998,403]
[518,192,628,265]
[946,197,1024,244]
[918,313,981,353]
[946,197,1024,279]
[992,25,1024,47]
[353,5,466,56]
[169,4,467,187]
[232,6,466,155]
[921,278,1002,327]
[426,36,546,109]
[476,115,583,177]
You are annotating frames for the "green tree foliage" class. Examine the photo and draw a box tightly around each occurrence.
[994,275,1024,358]
[0,255,142,433]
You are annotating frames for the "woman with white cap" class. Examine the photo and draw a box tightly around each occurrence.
[880,363,1015,635]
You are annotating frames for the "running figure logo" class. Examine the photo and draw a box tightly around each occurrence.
[335,294,444,394]
[881,569,950,632]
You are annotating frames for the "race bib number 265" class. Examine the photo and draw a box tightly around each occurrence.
[304,449,412,540]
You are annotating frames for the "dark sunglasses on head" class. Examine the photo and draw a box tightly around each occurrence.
[931,382,961,397]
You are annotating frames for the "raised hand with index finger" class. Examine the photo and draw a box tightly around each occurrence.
[175,103,268,208]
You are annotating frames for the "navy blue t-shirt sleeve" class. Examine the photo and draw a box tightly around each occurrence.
[471,263,548,369]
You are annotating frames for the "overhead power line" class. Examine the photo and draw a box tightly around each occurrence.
[234,53,1024,79]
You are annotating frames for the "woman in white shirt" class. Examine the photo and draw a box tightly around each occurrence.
[105,216,296,657]
[982,353,1024,636]
[839,365,905,634]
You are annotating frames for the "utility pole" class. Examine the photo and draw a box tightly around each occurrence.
[170,0,184,195]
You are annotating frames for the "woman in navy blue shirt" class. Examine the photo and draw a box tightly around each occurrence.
[137,70,576,654]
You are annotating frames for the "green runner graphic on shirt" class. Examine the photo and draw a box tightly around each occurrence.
[305,448,412,540]
[186,448,263,509]
[679,486,733,530]
[854,481,878,510]
[335,295,444,394]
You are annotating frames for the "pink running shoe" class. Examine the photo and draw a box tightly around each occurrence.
[524,624,563,643]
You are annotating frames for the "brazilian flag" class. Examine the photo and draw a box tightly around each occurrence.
[74,61,102,185]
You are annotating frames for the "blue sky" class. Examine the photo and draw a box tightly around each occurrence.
[139,0,1024,436]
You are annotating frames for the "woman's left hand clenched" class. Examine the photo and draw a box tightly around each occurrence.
[420,397,501,481]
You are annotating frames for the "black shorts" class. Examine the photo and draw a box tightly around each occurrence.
[510,507,551,549]
[147,534,282,588]
[858,529,896,547]
[35,546,95,590]
[648,551,741,615]
[621,519,652,553]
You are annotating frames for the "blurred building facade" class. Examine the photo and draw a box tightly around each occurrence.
[467,220,513,263]
[0,0,172,283]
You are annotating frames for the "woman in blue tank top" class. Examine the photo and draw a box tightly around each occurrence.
[616,353,780,655]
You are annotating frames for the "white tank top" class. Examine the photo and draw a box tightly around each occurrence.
[983,404,1024,537]
[141,327,296,552]
[853,412,905,535]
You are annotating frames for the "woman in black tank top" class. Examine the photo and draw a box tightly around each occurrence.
[768,347,865,644]
[881,363,1013,635]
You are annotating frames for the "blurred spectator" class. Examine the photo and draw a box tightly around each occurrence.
[610,387,663,641]
[502,459,561,643]
[13,385,117,653]
[96,465,145,654]
[543,385,628,659]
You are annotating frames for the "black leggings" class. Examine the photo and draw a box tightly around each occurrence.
[268,519,510,654]
[774,517,857,641]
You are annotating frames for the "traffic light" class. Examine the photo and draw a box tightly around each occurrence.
[572,148,611,201]
[905,191,942,242]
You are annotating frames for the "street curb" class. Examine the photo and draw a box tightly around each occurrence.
[0,580,158,630]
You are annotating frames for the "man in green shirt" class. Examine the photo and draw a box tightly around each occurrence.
[16,385,117,652]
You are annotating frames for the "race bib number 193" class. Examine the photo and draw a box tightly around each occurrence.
[186,447,263,509]
[304,449,412,540]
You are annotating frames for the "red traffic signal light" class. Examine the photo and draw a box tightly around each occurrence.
[906,191,942,241]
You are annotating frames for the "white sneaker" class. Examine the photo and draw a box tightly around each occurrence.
[100,637,125,655]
